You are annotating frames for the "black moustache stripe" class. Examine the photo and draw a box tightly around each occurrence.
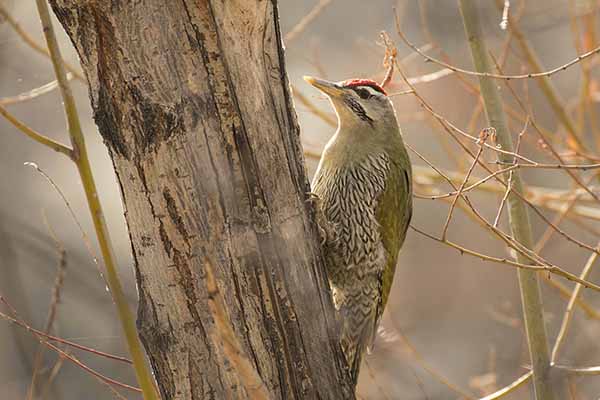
[344,97,373,123]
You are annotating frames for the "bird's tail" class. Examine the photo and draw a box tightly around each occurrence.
[340,306,378,384]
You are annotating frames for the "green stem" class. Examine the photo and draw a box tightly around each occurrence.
[34,1,159,398]
[0,104,73,159]
[458,1,560,399]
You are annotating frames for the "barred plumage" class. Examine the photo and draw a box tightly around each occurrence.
[313,154,389,374]
[306,75,412,385]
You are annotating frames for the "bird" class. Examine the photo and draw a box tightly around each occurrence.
[304,75,413,385]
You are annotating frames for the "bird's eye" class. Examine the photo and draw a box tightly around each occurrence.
[354,88,371,100]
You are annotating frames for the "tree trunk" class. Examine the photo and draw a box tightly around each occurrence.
[48,1,353,399]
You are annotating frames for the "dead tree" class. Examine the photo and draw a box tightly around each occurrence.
[48,1,353,398]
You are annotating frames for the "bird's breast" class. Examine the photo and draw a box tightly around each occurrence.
[313,153,391,283]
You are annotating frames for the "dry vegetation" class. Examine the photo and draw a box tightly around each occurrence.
[1,0,600,399]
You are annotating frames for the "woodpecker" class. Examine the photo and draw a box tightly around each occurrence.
[305,76,412,384]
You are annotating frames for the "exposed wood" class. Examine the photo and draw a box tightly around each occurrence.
[48,1,353,398]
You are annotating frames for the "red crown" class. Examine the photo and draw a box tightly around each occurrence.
[340,79,387,95]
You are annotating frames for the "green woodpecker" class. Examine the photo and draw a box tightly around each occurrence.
[305,76,412,383]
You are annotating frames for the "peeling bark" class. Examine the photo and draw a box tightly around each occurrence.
[48,1,353,399]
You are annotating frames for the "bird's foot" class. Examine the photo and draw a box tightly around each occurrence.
[306,192,328,245]
[305,191,320,204]
[317,225,328,246]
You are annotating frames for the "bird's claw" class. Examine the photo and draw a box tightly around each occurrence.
[317,225,327,246]
[306,191,320,203]
[306,192,329,245]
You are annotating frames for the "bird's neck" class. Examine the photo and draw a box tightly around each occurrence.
[322,127,379,168]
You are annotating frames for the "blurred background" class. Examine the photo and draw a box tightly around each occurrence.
[1,1,599,399]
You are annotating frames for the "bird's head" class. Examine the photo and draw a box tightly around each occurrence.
[303,76,397,132]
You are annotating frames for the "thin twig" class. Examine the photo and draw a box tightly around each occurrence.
[0,74,72,106]
[410,226,600,291]
[0,105,73,159]
[387,321,476,399]
[441,129,489,239]
[0,298,139,393]
[409,142,595,285]
[493,172,512,228]
[553,365,600,376]
[409,154,600,319]
[284,0,333,43]
[416,0,481,101]
[394,9,600,281]
[533,179,591,255]
[490,60,600,252]
[541,274,600,320]
[395,17,600,81]
[407,69,453,85]
[0,308,133,364]
[409,163,600,220]
[24,162,99,267]
[45,341,141,393]
[388,89,415,97]
[490,55,600,202]
[393,87,539,164]
[391,42,563,271]
[39,355,68,400]
[363,359,393,400]
[493,118,526,227]
[0,4,85,82]
[551,241,600,362]
[403,84,600,256]
[27,213,68,400]
[493,0,586,153]
[479,371,532,400]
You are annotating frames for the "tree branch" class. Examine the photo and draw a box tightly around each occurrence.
[458,1,559,398]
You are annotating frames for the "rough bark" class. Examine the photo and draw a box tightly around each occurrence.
[48,1,353,399]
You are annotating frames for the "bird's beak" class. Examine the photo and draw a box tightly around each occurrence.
[303,76,344,98]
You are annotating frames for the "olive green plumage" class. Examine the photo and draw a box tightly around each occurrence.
[305,76,412,385]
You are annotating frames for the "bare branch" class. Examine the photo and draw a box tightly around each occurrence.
[0,307,133,364]
[410,226,600,292]
[551,241,600,362]
[0,298,138,393]
[441,128,490,239]
[27,214,68,400]
[395,18,600,80]
[284,0,334,43]
[0,105,73,159]
[553,365,600,376]
[0,4,85,82]
[0,74,73,106]
[479,372,532,400]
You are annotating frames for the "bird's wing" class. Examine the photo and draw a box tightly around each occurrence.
[372,159,412,339]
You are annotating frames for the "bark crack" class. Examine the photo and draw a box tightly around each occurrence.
[48,1,354,398]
